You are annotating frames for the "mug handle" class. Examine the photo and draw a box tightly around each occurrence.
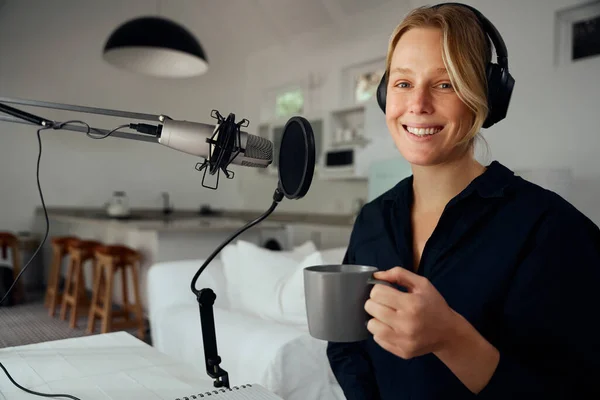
[366,277,396,288]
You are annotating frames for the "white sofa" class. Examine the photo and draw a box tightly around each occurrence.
[147,240,346,400]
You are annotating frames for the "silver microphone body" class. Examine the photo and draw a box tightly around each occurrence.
[158,119,273,168]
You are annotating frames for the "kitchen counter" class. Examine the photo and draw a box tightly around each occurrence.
[35,206,356,231]
[35,209,283,233]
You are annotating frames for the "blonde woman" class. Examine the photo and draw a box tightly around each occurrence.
[327,3,600,399]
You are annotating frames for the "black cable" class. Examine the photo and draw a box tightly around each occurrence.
[0,124,51,307]
[190,188,284,295]
[52,119,130,139]
[0,361,81,399]
[0,119,134,399]
[0,121,132,307]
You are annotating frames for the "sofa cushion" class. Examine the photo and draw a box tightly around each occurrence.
[320,247,347,265]
[279,251,324,327]
[286,240,318,261]
[222,240,317,320]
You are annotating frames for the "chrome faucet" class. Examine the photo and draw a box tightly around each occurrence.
[161,192,173,215]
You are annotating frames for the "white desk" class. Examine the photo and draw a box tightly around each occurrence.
[0,331,218,400]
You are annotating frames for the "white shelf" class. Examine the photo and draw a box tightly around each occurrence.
[329,103,366,149]
[329,137,371,148]
[330,104,365,116]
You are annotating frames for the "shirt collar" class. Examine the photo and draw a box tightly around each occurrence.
[389,160,515,207]
[467,160,515,199]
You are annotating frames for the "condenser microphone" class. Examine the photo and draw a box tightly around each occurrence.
[157,117,273,169]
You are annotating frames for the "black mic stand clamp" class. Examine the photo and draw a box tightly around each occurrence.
[197,287,229,389]
[191,188,285,389]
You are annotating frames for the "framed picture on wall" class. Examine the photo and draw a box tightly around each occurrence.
[341,57,386,107]
[555,0,600,65]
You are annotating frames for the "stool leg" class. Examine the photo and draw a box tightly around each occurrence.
[121,267,130,321]
[129,263,145,341]
[87,261,103,335]
[11,244,23,303]
[46,248,63,315]
[101,265,115,334]
[60,257,75,321]
[69,261,84,329]
[44,252,55,307]
[78,266,88,300]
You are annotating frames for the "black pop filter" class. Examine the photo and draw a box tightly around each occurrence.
[277,116,315,200]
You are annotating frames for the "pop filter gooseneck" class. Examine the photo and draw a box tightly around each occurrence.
[189,116,315,389]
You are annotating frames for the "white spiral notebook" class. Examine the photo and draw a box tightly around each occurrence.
[0,332,285,400]
[173,383,283,399]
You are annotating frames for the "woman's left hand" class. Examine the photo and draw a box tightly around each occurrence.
[365,266,459,359]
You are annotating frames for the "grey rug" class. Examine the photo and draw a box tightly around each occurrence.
[0,291,150,348]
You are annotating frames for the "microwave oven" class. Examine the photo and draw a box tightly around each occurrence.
[320,145,367,179]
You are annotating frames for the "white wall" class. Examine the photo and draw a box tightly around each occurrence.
[1,0,599,233]
[241,0,600,223]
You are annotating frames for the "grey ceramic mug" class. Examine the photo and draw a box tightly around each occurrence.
[304,264,395,342]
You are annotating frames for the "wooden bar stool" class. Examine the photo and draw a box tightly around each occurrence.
[45,236,79,316]
[60,240,103,329]
[0,232,23,304]
[87,245,145,340]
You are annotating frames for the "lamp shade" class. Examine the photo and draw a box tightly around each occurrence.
[103,16,208,78]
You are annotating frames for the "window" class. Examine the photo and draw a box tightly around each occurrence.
[555,1,600,64]
[260,82,307,122]
[341,57,386,107]
[275,88,304,118]
[572,15,599,60]
[354,69,385,104]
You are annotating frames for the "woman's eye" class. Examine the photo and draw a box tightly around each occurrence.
[396,82,410,88]
[438,83,453,89]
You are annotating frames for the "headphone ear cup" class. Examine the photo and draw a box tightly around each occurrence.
[376,73,387,114]
[483,63,514,128]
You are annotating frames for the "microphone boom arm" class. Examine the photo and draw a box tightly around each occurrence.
[0,96,163,143]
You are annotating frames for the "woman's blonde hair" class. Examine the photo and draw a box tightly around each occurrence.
[385,4,492,146]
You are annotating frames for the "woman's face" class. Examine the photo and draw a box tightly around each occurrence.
[385,27,474,166]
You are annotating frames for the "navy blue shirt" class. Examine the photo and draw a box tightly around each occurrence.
[327,161,600,399]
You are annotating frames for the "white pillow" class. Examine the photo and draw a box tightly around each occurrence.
[288,240,318,261]
[220,240,316,311]
[222,240,299,319]
[220,242,245,311]
[320,247,347,265]
[279,251,324,327]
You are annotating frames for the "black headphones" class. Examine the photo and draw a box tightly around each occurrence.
[375,2,515,129]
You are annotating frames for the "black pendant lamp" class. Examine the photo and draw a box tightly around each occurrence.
[103,16,208,78]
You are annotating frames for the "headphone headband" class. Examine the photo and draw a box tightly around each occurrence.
[433,2,508,69]
[375,2,515,129]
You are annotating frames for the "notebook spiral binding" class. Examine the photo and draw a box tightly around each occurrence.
[175,384,254,399]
